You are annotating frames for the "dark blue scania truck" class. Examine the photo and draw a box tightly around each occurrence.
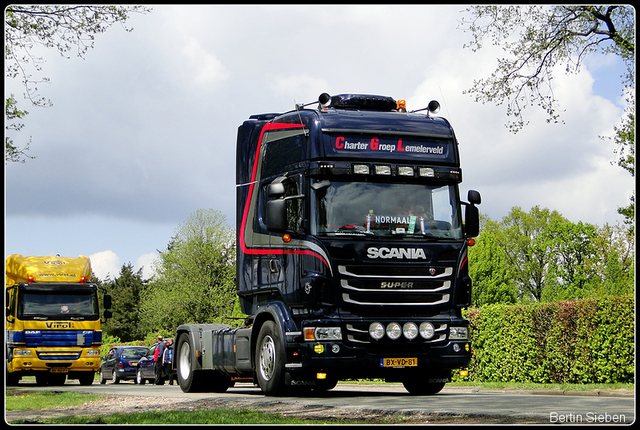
[174,93,481,395]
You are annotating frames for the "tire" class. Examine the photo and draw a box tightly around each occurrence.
[99,369,107,384]
[255,321,287,396]
[136,368,146,385]
[7,372,20,386]
[177,332,204,392]
[112,370,120,384]
[78,372,94,386]
[402,380,446,395]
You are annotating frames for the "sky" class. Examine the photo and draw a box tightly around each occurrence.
[4,5,634,281]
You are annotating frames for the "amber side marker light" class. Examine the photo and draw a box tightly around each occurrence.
[283,234,291,243]
[467,238,476,247]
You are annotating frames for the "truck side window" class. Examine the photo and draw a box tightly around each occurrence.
[283,176,303,233]
[262,134,305,178]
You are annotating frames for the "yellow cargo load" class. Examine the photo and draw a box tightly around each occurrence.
[6,254,92,286]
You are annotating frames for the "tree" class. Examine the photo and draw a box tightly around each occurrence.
[459,5,635,232]
[459,5,635,133]
[469,217,517,306]
[139,209,241,334]
[102,263,147,342]
[607,102,635,228]
[590,223,635,297]
[499,207,564,302]
[542,219,599,301]
[477,207,634,304]
[5,5,151,163]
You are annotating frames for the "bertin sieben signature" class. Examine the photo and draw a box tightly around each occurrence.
[549,411,627,423]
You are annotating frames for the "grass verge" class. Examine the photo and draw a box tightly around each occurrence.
[6,390,103,411]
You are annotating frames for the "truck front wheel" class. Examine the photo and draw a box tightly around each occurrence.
[255,321,286,396]
[402,379,446,395]
[177,332,203,393]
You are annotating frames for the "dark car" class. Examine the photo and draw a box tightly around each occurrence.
[99,346,148,384]
[136,343,176,385]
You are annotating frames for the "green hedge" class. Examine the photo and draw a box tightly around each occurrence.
[465,295,634,384]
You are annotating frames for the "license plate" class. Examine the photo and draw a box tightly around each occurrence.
[129,361,138,366]
[50,368,68,373]
[381,357,418,368]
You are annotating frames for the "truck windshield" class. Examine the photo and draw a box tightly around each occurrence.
[312,181,462,239]
[18,290,100,321]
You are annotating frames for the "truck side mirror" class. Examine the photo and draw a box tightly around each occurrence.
[266,178,288,233]
[464,190,481,238]
[468,190,481,205]
[103,294,112,310]
[266,199,287,232]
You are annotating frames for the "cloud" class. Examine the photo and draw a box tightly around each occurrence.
[89,250,120,281]
[181,38,230,88]
[270,75,331,105]
[136,253,159,280]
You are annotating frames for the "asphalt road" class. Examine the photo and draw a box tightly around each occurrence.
[10,381,635,424]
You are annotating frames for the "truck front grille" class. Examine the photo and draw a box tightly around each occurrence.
[37,351,82,360]
[338,265,452,308]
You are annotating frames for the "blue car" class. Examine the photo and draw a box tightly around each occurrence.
[136,343,175,385]
[99,346,148,384]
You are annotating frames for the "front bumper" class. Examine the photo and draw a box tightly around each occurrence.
[8,347,101,374]
[285,339,470,380]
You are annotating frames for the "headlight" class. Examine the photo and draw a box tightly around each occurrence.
[403,322,418,340]
[386,322,402,340]
[304,327,342,341]
[14,349,32,356]
[449,326,469,340]
[419,322,435,339]
[369,322,385,340]
[314,327,342,341]
[86,350,100,356]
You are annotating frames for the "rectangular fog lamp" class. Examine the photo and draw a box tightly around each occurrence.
[398,166,414,176]
[353,164,370,175]
[374,165,391,175]
[419,167,435,177]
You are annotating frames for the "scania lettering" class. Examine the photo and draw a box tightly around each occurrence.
[6,254,112,386]
[366,247,427,260]
[174,93,481,396]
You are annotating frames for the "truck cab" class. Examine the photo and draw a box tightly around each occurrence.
[176,94,480,395]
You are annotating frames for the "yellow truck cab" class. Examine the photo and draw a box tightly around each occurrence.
[6,254,112,385]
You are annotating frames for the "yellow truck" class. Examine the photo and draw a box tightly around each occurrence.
[6,254,112,385]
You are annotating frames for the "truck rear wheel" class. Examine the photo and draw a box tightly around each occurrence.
[255,321,286,396]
